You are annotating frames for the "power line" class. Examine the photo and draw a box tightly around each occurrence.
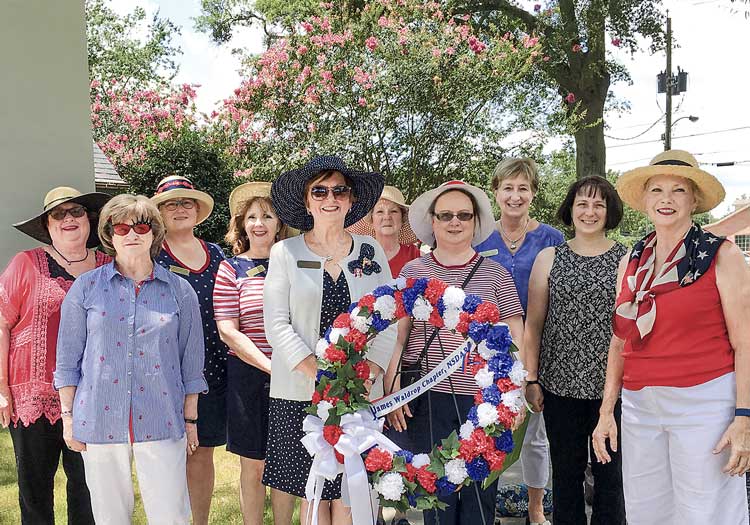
[608,126,750,148]
[605,114,665,141]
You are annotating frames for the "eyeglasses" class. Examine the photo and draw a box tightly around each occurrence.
[159,199,196,211]
[309,185,352,201]
[111,222,153,236]
[48,205,87,221]
[433,212,474,222]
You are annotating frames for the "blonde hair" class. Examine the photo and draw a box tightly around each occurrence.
[98,194,165,259]
[225,196,290,255]
[490,158,540,194]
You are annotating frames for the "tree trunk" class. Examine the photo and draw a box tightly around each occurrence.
[574,99,606,178]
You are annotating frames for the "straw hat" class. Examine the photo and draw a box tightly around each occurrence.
[346,186,418,245]
[229,182,272,217]
[13,186,111,248]
[151,175,214,224]
[408,180,495,247]
[617,150,725,213]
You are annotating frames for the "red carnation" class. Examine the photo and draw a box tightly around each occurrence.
[416,467,437,493]
[335,450,345,464]
[358,294,376,310]
[497,404,516,429]
[323,425,344,446]
[344,330,367,351]
[321,384,340,405]
[474,390,483,404]
[496,378,516,393]
[456,311,471,334]
[402,462,417,482]
[354,360,370,380]
[485,450,507,471]
[394,291,406,318]
[472,302,500,324]
[365,448,393,472]
[312,390,322,404]
[470,357,488,376]
[424,279,449,305]
[459,438,478,461]
[333,313,351,329]
[325,346,348,364]
[428,308,445,329]
[470,429,494,455]
[406,278,417,287]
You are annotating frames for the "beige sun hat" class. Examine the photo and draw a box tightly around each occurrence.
[229,182,272,217]
[347,185,418,245]
[151,175,214,224]
[617,150,725,213]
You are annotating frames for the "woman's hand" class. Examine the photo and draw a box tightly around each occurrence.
[386,405,412,432]
[62,415,86,452]
[525,383,544,413]
[511,408,527,431]
[591,412,618,463]
[714,417,750,476]
[0,384,13,428]
[185,423,200,456]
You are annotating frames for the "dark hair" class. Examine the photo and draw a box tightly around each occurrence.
[428,188,480,248]
[556,176,623,231]
[303,170,357,208]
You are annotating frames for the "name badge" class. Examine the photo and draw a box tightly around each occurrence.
[478,249,499,257]
[246,265,266,277]
[169,265,190,276]
[297,260,322,270]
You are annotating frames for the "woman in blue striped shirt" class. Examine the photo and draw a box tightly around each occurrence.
[54,194,208,524]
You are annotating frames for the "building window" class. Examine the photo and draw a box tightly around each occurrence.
[736,234,750,252]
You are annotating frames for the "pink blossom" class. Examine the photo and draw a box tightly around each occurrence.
[432,47,442,57]
[301,21,314,33]
[365,36,378,51]
[308,122,316,133]
[468,35,486,55]
[572,43,582,53]
[565,92,576,103]
[357,97,367,107]
[297,45,309,55]
[611,38,622,47]
[543,55,551,62]
[523,36,539,48]
[378,16,391,28]
[90,79,101,89]
[445,46,456,55]
[234,168,254,178]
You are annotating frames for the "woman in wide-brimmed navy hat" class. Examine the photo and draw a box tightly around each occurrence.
[263,155,397,524]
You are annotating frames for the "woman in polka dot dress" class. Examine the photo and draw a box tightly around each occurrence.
[152,175,227,525]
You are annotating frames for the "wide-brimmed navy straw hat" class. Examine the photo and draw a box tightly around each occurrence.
[271,155,385,231]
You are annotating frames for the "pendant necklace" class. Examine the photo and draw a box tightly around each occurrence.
[499,218,530,251]
[51,245,89,265]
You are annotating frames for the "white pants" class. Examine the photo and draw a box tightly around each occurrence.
[521,411,550,489]
[622,372,749,525]
[81,435,190,525]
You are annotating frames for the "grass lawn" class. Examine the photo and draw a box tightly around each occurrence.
[0,428,299,524]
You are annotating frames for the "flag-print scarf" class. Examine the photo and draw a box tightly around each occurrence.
[614,223,724,348]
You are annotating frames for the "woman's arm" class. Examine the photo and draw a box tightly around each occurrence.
[713,241,750,475]
[0,316,13,428]
[176,286,208,395]
[59,385,86,451]
[216,319,272,374]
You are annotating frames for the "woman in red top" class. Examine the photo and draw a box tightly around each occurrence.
[0,186,110,524]
[592,150,750,524]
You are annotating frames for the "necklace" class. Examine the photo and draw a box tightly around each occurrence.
[51,245,89,265]
[498,218,531,251]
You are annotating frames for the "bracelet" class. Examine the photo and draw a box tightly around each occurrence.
[735,408,750,418]
[61,410,73,417]
[526,380,540,386]
[184,417,198,425]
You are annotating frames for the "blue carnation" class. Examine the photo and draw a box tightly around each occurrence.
[481,385,501,405]
[462,294,482,314]
[467,405,479,426]
[468,321,488,343]
[395,450,414,462]
[485,324,512,352]
[407,493,417,507]
[495,430,514,454]
[348,302,358,313]
[412,278,429,295]
[466,456,490,482]
[373,285,395,298]
[371,312,391,332]
[436,297,446,316]
[324,326,333,343]
[401,287,420,315]
[316,369,336,383]
[488,353,513,378]
[436,477,457,497]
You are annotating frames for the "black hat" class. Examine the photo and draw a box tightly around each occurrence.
[271,155,385,231]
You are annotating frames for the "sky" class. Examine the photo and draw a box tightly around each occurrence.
[114,0,750,217]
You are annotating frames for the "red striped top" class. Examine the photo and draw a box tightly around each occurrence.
[400,253,523,395]
[213,258,271,357]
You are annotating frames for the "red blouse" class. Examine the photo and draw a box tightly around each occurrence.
[0,248,110,425]
[388,243,421,277]
[614,257,734,391]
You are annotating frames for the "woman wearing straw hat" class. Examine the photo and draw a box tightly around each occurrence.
[0,186,110,524]
[592,150,750,524]
[385,180,525,525]
[263,155,396,525]
[213,182,290,525]
[348,185,421,277]
[151,175,227,525]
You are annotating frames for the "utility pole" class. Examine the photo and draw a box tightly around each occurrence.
[664,13,672,151]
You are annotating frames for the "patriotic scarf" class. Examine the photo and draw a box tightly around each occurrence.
[614,223,724,348]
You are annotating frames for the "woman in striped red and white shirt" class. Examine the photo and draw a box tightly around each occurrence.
[213,182,290,525]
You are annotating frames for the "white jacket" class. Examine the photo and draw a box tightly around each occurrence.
[263,233,397,400]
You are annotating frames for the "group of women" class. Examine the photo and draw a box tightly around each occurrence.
[0,149,749,525]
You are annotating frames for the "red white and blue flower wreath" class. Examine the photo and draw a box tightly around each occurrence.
[301,276,527,523]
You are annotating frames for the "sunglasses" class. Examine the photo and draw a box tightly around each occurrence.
[111,222,153,236]
[48,205,87,221]
[159,199,196,211]
[309,185,352,201]
[433,211,474,222]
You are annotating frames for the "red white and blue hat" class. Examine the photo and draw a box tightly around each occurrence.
[408,180,496,247]
[151,175,214,225]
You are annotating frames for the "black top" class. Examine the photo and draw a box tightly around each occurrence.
[46,252,75,281]
[319,270,352,336]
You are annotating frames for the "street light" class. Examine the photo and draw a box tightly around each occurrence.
[662,115,699,149]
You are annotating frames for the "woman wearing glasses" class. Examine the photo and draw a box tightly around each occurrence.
[263,155,397,524]
[55,194,207,524]
[151,175,227,525]
[0,186,110,524]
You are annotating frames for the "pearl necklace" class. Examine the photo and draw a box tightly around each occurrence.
[498,218,530,250]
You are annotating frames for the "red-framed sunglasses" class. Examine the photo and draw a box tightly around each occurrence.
[110,222,153,236]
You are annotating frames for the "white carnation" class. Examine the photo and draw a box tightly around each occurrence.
[316,400,333,421]
[412,297,433,321]
[411,453,431,469]
[443,309,461,331]
[476,341,497,360]
[477,402,500,427]
[374,295,397,320]
[459,421,475,440]
[442,287,466,309]
[475,366,494,389]
[509,360,528,386]
[315,338,330,359]
[328,327,349,344]
[349,307,372,333]
[501,389,525,413]
[375,472,406,501]
[445,458,468,485]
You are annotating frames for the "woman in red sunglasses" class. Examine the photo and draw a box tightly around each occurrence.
[54,194,208,524]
